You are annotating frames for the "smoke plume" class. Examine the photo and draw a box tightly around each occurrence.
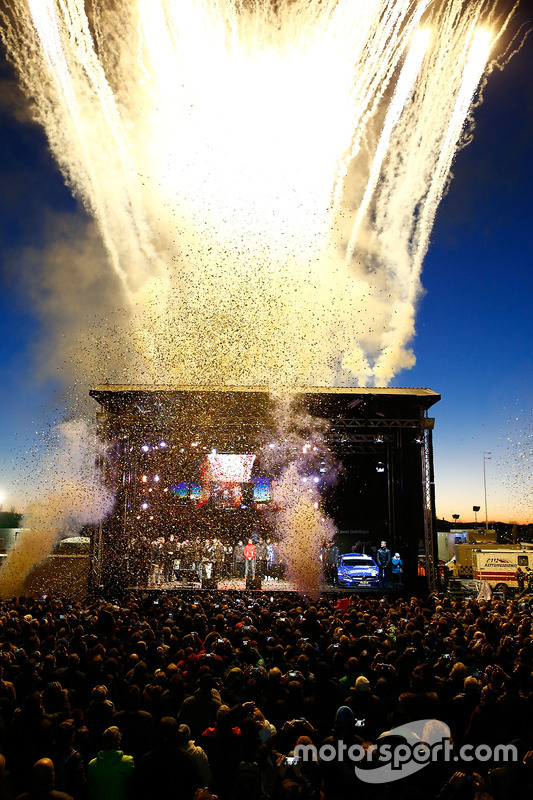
[0,419,112,595]
[263,395,338,596]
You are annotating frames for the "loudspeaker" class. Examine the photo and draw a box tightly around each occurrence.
[201,577,217,589]
[246,576,262,590]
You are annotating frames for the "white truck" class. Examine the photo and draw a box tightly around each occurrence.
[470,549,531,595]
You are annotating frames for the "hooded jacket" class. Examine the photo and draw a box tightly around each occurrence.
[88,749,134,800]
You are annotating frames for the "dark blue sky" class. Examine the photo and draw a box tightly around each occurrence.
[0,10,532,522]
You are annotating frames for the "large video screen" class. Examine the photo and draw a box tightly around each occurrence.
[168,453,270,509]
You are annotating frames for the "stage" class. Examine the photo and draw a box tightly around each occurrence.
[90,385,439,596]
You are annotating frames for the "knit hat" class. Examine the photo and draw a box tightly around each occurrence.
[335,706,354,726]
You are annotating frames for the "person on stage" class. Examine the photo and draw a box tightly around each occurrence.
[376,540,391,589]
[150,537,164,586]
[391,552,403,586]
[163,535,177,582]
[325,541,339,586]
[256,538,267,579]
[243,538,257,579]
[201,538,214,579]
[234,540,245,578]
[266,539,275,580]
[211,538,224,579]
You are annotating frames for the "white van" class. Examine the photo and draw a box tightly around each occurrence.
[471,549,530,594]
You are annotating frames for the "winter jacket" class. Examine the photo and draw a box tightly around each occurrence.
[243,544,256,561]
[88,749,134,800]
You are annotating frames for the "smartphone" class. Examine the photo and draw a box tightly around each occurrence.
[285,756,299,766]
[355,719,365,727]
[376,628,384,634]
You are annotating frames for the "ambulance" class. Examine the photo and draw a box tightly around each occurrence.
[471,549,531,595]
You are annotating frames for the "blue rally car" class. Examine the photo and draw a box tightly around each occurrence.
[337,553,380,587]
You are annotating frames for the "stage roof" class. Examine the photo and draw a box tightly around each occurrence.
[90,385,440,418]
[91,385,439,398]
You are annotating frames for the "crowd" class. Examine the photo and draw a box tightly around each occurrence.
[0,589,531,800]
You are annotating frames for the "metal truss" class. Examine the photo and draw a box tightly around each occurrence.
[331,417,426,429]
[422,424,437,591]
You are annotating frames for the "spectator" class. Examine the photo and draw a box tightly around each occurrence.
[15,759,72,800]
[136,717,201,800]
[84,687,115,756]
[201,705,242,800]
[88,727,133,800]
[53,721,87,800]
[178,673,222,742]
[111,686,154,763]
[177,724,212,787]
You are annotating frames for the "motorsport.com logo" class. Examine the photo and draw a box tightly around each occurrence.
[293,719,517,783]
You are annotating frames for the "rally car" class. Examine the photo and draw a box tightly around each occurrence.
[337,553,380,587]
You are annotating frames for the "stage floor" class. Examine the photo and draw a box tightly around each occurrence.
[128,577,384,594]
